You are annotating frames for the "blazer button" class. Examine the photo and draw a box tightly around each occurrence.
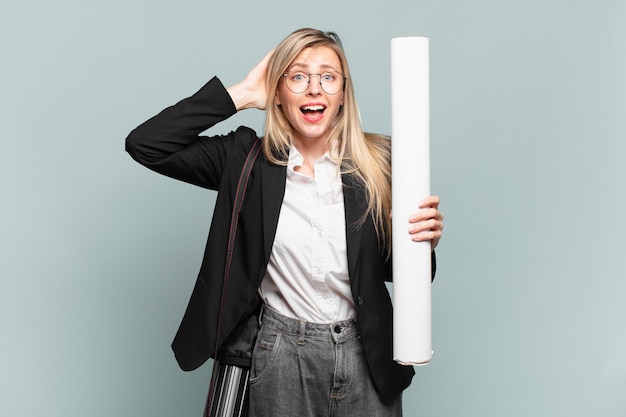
[357,296,364,306]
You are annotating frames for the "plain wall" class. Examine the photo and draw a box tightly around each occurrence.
[1,0,625,416]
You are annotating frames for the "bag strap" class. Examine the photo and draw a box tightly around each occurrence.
[223,138,262,304]
[207,138,262,416]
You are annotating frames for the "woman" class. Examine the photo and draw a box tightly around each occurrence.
[126,28,444,417]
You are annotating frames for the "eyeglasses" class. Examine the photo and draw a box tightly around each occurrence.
[282,70,346,95]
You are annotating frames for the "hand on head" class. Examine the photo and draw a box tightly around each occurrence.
[227,49,274,111]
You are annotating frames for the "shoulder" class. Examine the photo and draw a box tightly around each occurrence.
[229,127,264,161]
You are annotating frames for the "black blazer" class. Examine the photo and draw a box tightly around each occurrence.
[126,77,433,403]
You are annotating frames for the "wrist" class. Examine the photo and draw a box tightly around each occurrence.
[226,83,255,111]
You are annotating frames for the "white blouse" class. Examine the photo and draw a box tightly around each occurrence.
[259,146,355,323]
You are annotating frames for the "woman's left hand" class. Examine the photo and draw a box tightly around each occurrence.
[408,196,444,251]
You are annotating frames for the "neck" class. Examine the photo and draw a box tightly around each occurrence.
[293,138,330,178]
[293,137,329,162]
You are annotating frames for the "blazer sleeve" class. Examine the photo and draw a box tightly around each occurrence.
[125,76,246,190]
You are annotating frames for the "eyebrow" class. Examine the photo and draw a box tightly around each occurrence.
[288,63,340,72]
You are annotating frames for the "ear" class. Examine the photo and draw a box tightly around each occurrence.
[274,89,281,106]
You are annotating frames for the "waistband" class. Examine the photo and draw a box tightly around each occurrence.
[259,305,359,342]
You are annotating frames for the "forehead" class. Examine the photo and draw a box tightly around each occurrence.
[288,46,342,72]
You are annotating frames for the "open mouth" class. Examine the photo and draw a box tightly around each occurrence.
[300,105,326,115]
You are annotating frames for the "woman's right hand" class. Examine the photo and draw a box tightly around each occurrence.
[227,50,274,111]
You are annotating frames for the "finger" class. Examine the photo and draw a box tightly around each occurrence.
[410,228,443,243]
[409,208,443,223]
[409,218,441,235]
[418,195,440,209]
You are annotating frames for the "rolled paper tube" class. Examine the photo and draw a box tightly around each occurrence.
[391,37,432,366]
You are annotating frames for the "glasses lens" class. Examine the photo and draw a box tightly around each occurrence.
[284,71,344,95]
[284,71,308,94]
[319,72,343,94]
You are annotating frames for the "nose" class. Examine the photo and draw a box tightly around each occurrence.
[306,74,323,95]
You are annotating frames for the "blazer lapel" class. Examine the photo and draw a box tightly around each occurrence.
[342,173,366,277]
[261,160,287,263]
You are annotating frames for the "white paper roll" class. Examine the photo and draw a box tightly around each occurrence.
[391,37,432,366]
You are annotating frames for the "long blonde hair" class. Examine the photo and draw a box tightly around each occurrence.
[263,28,392,255]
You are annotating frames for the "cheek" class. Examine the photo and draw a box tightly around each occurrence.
[331,98,344,117]
[275,81,298,108]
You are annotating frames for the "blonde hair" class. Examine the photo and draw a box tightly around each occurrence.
[263,28,392,255]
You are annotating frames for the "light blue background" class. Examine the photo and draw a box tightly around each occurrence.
[1,0,625,416]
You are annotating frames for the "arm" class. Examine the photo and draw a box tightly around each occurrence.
[125,51,274,189]
[125,77,239,189]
